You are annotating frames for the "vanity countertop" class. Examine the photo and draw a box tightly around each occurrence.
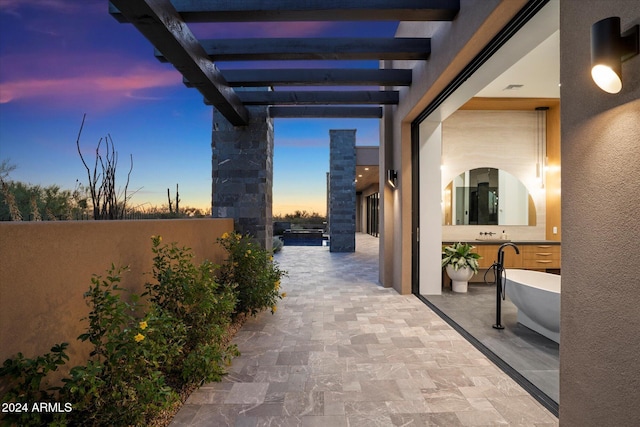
[444,240,561,245]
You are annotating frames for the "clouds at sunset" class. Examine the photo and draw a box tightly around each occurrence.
[0,50,180,109]
[0,0,101,16]
[1,0,170,110]
[0,2,384,214]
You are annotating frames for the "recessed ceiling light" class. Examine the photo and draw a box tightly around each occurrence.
[358,174,363,177]
[364,167,369,171]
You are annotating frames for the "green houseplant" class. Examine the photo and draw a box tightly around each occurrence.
[441,242,481,292]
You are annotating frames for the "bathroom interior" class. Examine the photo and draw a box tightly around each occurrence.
[417,0,561,415]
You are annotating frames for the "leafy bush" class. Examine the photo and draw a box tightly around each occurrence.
[145,235,238,384]
[181,341,239,385]
[217,231,287,317]
[0,343,70,426]
[61,265,178,426]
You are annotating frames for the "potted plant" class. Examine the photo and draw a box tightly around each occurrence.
[442,242,481,292]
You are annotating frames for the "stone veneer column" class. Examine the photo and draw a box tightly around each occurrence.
[329,129,356,252]
[211,106,273,249]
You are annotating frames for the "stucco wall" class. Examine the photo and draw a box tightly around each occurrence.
[560,1,640,425]
[0,218,233,375]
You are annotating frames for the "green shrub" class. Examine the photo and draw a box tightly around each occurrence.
[145,235,238,385]
[1,232,278,426]
[217,231,287,317]
[181,341,240,385]
[61,265,178,426]
[0,343,70,426]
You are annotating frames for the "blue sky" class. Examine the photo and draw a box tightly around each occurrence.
[0,1,391,215]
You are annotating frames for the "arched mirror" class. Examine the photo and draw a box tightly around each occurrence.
[443,168,536,226]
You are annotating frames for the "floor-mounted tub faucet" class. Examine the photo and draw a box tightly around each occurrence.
[493,243,520,330]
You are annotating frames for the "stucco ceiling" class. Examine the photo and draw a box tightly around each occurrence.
[355,165,379,193]
[476,30,560,99]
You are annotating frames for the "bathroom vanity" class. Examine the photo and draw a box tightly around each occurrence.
[442,240,561,285]
[470,241,561,270]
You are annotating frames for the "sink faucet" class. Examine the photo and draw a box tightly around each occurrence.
[479,231,497,240]
[493,243,520,330]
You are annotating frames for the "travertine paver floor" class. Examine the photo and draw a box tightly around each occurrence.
[170,233,558,426]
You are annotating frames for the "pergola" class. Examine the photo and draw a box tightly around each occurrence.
[109,0,461,250]
[109,0,460,126]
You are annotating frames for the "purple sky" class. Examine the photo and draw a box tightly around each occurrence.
[0,1,394,215]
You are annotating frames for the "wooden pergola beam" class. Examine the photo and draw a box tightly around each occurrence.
[184,69,412,87]
[110,0,460,23]
[157,38,430,62]
[109,0,249,126]
[269,106,383,118]
[233,90,399,105]
[223,69,412,87]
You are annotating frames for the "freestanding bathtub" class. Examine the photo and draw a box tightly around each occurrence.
[504,269,560,343]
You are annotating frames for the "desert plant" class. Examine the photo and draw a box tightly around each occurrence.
[75,114,133,220]
[0,178,22,221]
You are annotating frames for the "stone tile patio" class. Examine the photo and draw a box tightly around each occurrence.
[170,233,558,426]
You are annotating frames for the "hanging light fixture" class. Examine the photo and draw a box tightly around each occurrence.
[591,17,639,94]
[535,107,548,189]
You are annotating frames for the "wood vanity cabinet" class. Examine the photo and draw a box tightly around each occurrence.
[444,242,561,271]
[473,245,522,269]
[442,242,560,288]
[520,244,561,269]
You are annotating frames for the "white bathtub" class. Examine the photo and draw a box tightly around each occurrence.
[504,269,560,343]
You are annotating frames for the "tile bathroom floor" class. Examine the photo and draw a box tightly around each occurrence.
[423,283,559,406]
[170,234,558,426]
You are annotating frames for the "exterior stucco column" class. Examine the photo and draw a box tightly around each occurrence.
[211,106,273,249]
[560,2,640,425]
[329,129,356,252]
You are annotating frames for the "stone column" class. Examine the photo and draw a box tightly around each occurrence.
[329,129,356,252]
[211,106,273,249]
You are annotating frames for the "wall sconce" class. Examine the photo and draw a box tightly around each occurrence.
[591,17,639,94]
[387,169,398,189]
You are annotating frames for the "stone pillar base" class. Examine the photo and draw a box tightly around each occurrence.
[329,129,356,252]
[211,106,273,249]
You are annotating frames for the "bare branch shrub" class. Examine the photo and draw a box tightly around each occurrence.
[75,114,133,220]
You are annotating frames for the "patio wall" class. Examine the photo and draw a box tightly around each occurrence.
[0,218,233,378]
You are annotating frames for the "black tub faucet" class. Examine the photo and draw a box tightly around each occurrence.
[497,242,520,268]
[493,243,520,330]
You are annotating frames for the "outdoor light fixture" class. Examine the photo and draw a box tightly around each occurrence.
[591,17,639,94]
[387,170,398,189]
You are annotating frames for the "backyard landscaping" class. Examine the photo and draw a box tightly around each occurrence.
[0,231,286,426]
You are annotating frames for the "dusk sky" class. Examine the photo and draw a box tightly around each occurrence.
[0,1,394,215]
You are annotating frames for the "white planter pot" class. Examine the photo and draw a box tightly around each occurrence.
[446,265,474,293]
